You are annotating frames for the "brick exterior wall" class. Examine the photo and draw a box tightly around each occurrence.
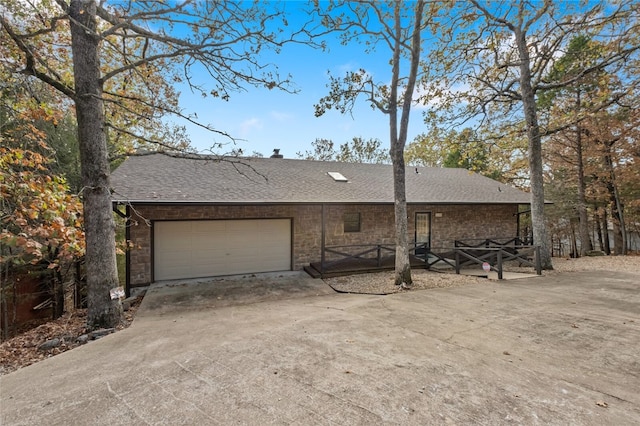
[415,204,519,248]
[126,203,518,288]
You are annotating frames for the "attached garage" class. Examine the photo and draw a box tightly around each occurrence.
[111,154,534,291]
[153,219,292,281]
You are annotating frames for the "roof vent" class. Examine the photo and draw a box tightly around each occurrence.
[270,148,284,159]
[327,171,348,182]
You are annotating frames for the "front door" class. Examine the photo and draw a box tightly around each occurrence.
[415,212,431,254]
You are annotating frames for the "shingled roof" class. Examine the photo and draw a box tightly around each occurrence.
[110,153,531,205]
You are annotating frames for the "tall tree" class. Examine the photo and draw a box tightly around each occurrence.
[540,35,640,256]
[431,0,640,269]
[314,0,434,286]
[587,107,639,254]
[1,0,314,328]
[539,37,604,255]
[297,137,389,164]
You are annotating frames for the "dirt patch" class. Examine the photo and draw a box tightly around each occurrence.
[325,269,483,294]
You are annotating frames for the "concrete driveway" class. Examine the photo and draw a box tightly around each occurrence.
[1,270,639,425]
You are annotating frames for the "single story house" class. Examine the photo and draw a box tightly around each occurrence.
[110,152,532,293]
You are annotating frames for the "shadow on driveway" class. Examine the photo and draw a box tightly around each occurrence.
[138,271,336,317]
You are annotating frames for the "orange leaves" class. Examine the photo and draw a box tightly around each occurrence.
[1,147,85,269]
[23,240,44,263]
[0,149,49,172]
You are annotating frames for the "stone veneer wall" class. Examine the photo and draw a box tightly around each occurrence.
[126,203,518,287]
[412,204,519,248]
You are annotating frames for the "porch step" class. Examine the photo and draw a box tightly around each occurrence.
[303,265,322,279]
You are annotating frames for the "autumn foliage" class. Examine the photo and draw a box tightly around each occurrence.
[0,147,84,269]
[0,98,86,338]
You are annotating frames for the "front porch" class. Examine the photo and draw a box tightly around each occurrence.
[304,238,541,280]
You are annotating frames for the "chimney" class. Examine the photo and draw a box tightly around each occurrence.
[270,148,284,159]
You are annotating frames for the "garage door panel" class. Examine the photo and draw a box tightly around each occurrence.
[226,221,250,232]
[154,219,291,281]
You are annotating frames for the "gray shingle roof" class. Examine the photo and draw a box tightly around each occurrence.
[110,153,531,204]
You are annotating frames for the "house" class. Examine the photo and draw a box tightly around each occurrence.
[110,152,532,293]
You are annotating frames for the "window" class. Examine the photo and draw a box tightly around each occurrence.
[343,212,361,233]
[415,212,431,255]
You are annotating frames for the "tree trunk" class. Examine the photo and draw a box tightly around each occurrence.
[610,201,624,255]
[595,208,604,252]
[69,0,122,329]
[575,113,592,256]
[603,148,627,255]
[392,148,411,285]
[570,220,578,258]
[602,208,611,255]
[52,269,65,319]
[514,29,553,269]
[388,1,424,286]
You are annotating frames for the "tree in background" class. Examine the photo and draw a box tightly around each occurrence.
[586,108,639,254]
[429,0,640,268]
[0,76,82,192]
[297,137,389,164]
[404,127,523,182]
[538,37,602,256]
[1,0,315,328]
[539,34,640,256]
[314,0,436,286]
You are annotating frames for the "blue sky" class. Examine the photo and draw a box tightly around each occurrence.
[176,4,427,159]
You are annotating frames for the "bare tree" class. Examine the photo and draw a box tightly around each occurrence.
[1,0,315,328]
[297,137,389,164]
[314,0,435,286]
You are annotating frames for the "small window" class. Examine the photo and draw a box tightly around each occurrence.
[343,213,361,233]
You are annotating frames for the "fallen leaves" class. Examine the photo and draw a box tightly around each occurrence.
[0,297,141,376]
[0,311,87,375]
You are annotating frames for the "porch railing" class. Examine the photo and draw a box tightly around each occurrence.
[453,245,542,279]
[322,243,395,268]
[315,239,541,279]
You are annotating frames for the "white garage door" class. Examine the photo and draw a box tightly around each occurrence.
[154,219,291,281]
